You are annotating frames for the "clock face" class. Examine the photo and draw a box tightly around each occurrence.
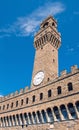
[33,71,44,86]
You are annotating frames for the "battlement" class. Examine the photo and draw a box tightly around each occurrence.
[0,86,29,102]
[0,65,79,103]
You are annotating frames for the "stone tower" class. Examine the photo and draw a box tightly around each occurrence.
[31,16,61,89]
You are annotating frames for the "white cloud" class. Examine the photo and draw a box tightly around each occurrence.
[0,2,65,37]
[0,95,3,97]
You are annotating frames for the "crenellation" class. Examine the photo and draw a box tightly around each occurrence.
[19,88,24,94]
[71,65,78,73]
[60,70,67,76]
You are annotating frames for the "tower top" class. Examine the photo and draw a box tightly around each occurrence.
[40,15,57,29]
[34,16,61,50]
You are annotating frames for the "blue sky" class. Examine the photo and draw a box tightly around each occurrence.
[0,0,79,96]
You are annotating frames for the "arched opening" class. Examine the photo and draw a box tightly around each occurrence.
[67,103,77,119]
[75,101,79,112]
[46,108,53,123]
[16,114,20,125]
[16,101,18,107]
[21,99,24,106]
[43,22,49,28]
[13,115,16,126]
[24,113,28,125]
[48,90,52,97]
[32,112,37,124]
[40,93,43,100]
[37,111,42,123]
[20,114,24,125]
[60,105,68,120]
[28,113,33,124]
[68,82,73,91]
[10,116,13,126]
[53,106,61,121]
[57,86,62,95]
[41,110,47,123]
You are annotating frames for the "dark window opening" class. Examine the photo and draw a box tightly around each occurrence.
[26,98,28,104]
[32,95,35,102]
[68,82,73,91]
[57,86,61,95]
[48,90,52,97]
[40,93,43,100]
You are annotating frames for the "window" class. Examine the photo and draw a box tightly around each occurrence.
[16,101,18,107]
[32,95,35,102]
[57,86,61,95]
[11,102,13,108]
[40,93,43,100]
[21,99,24,106]
[3,105,5,110]
[0,106,1,110]
[26,98,28,104]
[48,90,52,97]
[7,104,9,109]
[68,82,73,91]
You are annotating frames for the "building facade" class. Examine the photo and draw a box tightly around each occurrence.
[0,16,79,130]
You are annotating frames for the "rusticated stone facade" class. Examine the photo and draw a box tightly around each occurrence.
[0,16,79,130]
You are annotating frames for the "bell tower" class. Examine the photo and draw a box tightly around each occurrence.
[31,16,61,89]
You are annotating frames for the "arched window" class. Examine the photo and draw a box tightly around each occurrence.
[7,104,9,109]
[53,106,61,121]
[68,82,73,91]
[43,22,49,28]
[3,105,5,110]
[40,93,43,100]
[21,99,24,106]
[67,103,77,119]
[26,98,28,104]
[60,105,68,120]
[46,108,53,123]
[75,101,79,112]
[57,86,61,95]
[32,95,35,102]
[11,102,13,108]
[0,106,1,110]
[48,89,52,97]
[16,101,18,107]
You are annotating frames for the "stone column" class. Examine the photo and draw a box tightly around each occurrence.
[36,113,40,124]
[40,112,44,123]
[27,114,31,124]
[58,107,65,121]
[65,105,73,120]
[73,104,79,118]
[45,111,50,123]
[51,109,57,122]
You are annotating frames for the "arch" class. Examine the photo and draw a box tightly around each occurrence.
[21,99,24,106]
[68,82,73,91]
[16,114,20,125]
[60,104,68,120]
[16,101,18,107]
[28,112,33,124]
[48,89,52,97]
[9,116,13,126]
[46,108,53,123]
[75,101,79,112]
[20,113,24,125]
[43,22,49,28]
[41,110,47,123]
[32,112,37,124]
[37,111,42,123]
[67,103,77,119]
[13,115,16,126]
[32,95,35,102]
[26,97,29,104]
[24,113,28,125]
[53,106,61,121]
[40,93,43,100]
[11,102,13,109]
[57,86,62,95]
